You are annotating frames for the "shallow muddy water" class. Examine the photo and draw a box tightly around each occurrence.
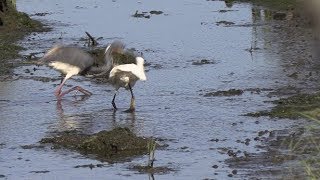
[0,0,318,179]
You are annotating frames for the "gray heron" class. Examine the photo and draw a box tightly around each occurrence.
[40,40,124,98]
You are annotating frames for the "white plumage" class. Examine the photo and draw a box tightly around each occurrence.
[109,57,147,112]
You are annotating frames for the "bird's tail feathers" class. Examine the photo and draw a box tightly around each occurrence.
[39,45,62,64]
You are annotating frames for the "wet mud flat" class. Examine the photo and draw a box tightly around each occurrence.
[237,91,320,178]
[246,92,320,118]
[2,0,320,179]
[39,127,153,162]
[33,127,173,174]
[226,126,320,179]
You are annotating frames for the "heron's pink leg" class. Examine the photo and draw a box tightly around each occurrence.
[55,77,68,98]
[55,75,92,99]
[59,86,92,97]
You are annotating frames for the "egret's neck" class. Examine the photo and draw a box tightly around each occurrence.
[137,61,144,68]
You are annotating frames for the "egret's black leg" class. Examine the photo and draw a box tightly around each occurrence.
[112,92,117,110]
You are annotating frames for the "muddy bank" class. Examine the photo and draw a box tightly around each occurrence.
[226,126,320,179]
[40,127,156,162]
[204,89,244,97]
[245,92,320,119]
[0,2,46,76]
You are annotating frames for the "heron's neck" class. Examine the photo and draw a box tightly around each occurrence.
[104,53,113,71]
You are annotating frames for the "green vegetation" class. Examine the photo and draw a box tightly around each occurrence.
[246,92,320,119]
[40,127,153,162]
[204,89,244,97]
[246,93,320,178]
[0,3,46,75]
[147,139,156,168]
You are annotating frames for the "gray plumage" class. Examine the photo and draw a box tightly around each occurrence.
[104,40,125,71]
[40,46,94,74]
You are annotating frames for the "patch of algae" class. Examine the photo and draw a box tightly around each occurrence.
[246,92,320,119]
[40,127,154,162]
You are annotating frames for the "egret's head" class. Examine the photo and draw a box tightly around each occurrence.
[135,57,145,65]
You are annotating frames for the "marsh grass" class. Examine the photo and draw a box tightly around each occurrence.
[288,112,320,179]
[147,139,156,168]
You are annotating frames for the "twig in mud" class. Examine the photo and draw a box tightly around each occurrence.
[85,31,98,46]
[58,32,63,39]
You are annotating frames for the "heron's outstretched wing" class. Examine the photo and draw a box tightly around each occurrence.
[40,46,95,71]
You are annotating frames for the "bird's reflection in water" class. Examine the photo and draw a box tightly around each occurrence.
[148,173,155,180]
[51,96,141,135]
[111,109,140,134]
[55,96,92,133]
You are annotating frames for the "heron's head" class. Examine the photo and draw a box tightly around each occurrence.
[105,40,125,55]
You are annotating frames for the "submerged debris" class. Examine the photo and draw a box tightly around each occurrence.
[31,12,51,16]
[74,163,107,169]
[216,20,235,26]
[150,10,163,15]
[132,10,165,19]
[204,89,244,97]
[128,165,175,175]
[192,59,215,65]
[217,9,238,13]
[29,170,50,174]
[132,11,150,18]
[40,127,156,162]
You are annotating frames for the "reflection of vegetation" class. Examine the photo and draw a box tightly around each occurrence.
[304,159,320,180]
[284,114,320,180]
[300,113,320,180]
[225,0,297,10]
[246,96,320,180]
